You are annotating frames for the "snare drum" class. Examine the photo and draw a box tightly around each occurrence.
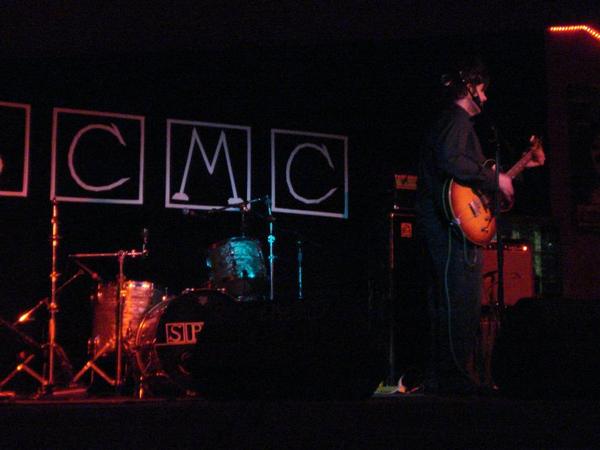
[206,237,267,299]
[91,280,163,354]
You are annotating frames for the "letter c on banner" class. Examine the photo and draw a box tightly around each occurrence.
[285,143,338,205]
[68,123,130,192]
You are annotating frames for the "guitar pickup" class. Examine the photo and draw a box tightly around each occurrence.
[468,200,481,217]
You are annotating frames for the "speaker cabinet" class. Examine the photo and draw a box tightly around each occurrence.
[482,241,534,306]
[388,212,428,381]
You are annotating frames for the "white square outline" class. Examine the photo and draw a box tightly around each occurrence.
[165,119,252,211]
[0,101,31,198]
[51,107,146,204]
[270,128,349,219]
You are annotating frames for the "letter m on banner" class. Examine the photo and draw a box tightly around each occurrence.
[165,120,251,211]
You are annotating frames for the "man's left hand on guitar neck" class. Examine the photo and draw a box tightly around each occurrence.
[524,135,546,168]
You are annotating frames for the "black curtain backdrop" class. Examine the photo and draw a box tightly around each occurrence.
[0,32,549,370]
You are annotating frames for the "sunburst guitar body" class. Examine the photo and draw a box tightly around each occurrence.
[442,135,544,246]
[443,180,496,246]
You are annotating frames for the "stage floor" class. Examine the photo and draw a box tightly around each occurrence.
[1,390,599,449]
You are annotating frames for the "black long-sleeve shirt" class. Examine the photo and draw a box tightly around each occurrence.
[416,104,496,230]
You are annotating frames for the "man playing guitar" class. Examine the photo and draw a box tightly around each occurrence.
[415,57,545,395]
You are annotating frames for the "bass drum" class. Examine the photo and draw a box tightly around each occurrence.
[133,288,235,396]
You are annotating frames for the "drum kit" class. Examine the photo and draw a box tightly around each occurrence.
[0,195,301,398]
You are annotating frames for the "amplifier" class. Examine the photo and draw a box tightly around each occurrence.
[482,241,534,306]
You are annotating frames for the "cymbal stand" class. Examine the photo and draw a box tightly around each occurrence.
[9,198,76,395]
[265,196,275,301]
[0,316,45,390]
[0,269,84,392]
[70,247,147,390]
[33,198,64,394]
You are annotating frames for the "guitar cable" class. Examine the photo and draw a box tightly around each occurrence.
[463,236,478,268]
[444,225,478,383]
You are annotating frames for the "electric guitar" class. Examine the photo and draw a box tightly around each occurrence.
[442,136,544,246]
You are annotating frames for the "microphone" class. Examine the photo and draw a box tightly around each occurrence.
[470,88,483,110]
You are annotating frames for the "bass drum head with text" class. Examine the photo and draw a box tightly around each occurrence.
[134,289,235,395]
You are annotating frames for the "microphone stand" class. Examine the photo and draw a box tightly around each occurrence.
[474,96,506,318]
[490,124,506,315]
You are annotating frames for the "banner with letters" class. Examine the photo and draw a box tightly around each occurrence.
[1,101,349,219]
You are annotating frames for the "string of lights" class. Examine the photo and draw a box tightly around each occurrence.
[548,24,600,42]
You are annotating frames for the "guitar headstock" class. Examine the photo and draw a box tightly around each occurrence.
[527,135,545,167]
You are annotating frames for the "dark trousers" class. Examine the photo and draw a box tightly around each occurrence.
[420,224,482,391]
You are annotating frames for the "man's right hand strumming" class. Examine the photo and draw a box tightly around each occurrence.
[498,172,514,206]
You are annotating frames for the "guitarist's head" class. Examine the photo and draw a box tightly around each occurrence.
[441,56,489,116]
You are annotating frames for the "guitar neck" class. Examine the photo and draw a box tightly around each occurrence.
[506,149,533,179]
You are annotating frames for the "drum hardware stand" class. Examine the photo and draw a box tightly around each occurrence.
[1,199,81,396]
[0,268,85,393]
[265,195,275,300]
[239,195,275,300]
[36,199,77,395]
[239,195,276,300]
[46,199,61,393]
[291,231,315,301]
[72,338,117,386]
[0,316,45,391]
[237,195,276,300]
[269,221,315,302]
[69,245,148,391]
